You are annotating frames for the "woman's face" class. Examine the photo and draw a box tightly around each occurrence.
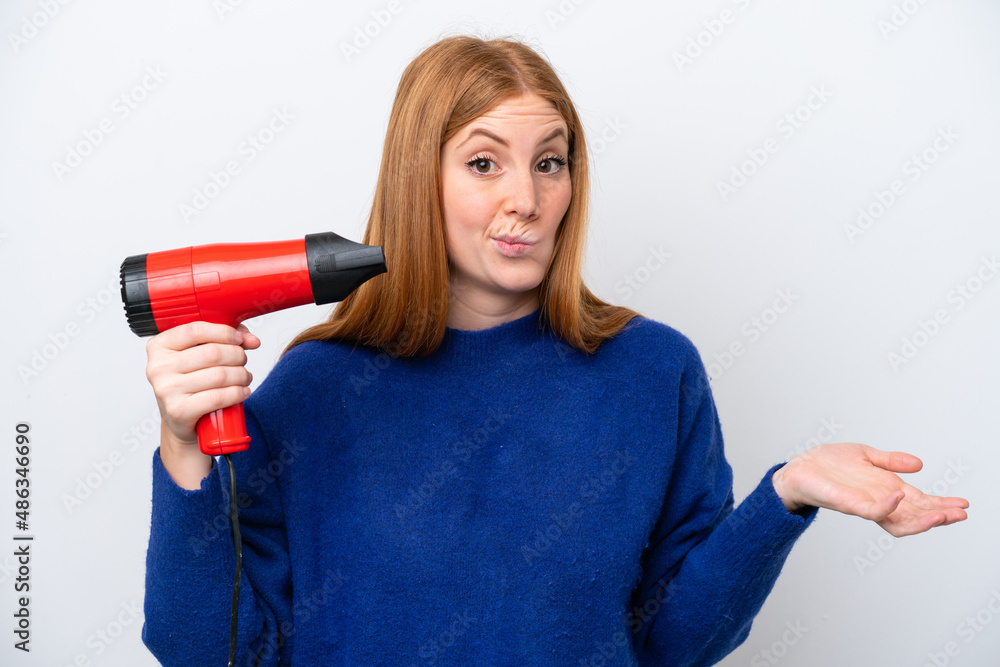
[440,93,572,328]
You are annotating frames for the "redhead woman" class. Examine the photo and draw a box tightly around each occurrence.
[140,34,968,666]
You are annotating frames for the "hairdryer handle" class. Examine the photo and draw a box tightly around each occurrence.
[196,404,251,456]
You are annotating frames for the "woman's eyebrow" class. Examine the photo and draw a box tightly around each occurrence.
[456,127,567,150]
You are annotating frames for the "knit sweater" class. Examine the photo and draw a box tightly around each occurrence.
[141,308,817,667]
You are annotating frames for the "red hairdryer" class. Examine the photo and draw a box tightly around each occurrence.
[120,232,386,456]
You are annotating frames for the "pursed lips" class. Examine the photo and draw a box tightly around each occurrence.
[492,235,534,245]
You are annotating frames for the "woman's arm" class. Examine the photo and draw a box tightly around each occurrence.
[631,351,815,666]
[139,321,294,666]
[141,417,294,667]
[632,344,969,666]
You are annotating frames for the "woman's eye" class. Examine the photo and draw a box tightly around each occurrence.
[467,157,495,175]
[465,154,567,176]
[537,155,567,174]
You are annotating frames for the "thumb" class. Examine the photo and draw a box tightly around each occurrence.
[865,447,922,474]
[236,323,262,349]
[868,489,905,521]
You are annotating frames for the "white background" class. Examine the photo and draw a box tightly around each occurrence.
[1,1,998,665]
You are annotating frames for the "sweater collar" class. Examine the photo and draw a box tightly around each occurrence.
[439,308,545,360]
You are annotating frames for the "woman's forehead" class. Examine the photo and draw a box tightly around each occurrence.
[475,93,562,121]
[460,97,568,142]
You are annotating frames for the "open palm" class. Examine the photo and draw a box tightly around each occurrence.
[771,443,969,537]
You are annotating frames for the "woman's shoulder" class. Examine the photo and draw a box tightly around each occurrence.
[271,336,354,369]
[609,314,714,403]
[247,337,375,404]
[610,313,704,367]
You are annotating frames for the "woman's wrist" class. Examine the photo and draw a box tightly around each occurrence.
[159,423,213,490]
[771,465,807,513]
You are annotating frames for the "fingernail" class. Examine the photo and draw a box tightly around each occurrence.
[235,331,244,344]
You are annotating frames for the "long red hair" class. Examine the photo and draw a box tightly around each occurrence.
[284,34,642,358]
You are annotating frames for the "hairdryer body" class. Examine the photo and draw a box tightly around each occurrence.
[120,232,386,456]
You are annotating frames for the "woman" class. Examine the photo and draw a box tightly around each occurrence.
[140,34,969,666]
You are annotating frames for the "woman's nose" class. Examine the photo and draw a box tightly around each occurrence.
[503,165,541,221]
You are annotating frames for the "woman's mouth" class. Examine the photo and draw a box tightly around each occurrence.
[492,237,534,257]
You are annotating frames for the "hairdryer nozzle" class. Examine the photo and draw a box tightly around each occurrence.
[120,254,160,336]
[305,232,387,304]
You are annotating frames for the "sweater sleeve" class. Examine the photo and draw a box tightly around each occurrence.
[630,343,818,666]
[141,405,293,667]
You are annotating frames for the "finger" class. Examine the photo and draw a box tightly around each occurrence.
[917,494,970,510]
[867,490,905,521]
[170,343,249,375]
[903,510,948,537]
[178,385,252,421]
[236,323,262,349]
[881,501,969,537]
[935,507,969,526]
[176,365,253,395]
[878,502,945,537]
[152,321,245,352]
[865,447,923,474]
[158,382,251,430]
[907,494,970,522]
[827,486,902,522]
[901,484,971,511]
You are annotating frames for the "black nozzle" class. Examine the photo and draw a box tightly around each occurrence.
[120,254,160,337]
[305,232,387,305]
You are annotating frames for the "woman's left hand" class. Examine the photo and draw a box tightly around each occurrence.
[771,443,969,537]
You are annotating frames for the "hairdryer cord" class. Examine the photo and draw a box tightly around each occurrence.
[224,454,242,667]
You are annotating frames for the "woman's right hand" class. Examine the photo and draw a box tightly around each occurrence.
[144,321,261,489]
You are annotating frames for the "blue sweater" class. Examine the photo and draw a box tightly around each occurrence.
[142,308,817,666]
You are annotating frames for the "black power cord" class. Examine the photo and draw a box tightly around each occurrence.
[223,454,243,667]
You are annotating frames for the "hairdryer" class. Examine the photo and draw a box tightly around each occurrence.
[119,232,386,456]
